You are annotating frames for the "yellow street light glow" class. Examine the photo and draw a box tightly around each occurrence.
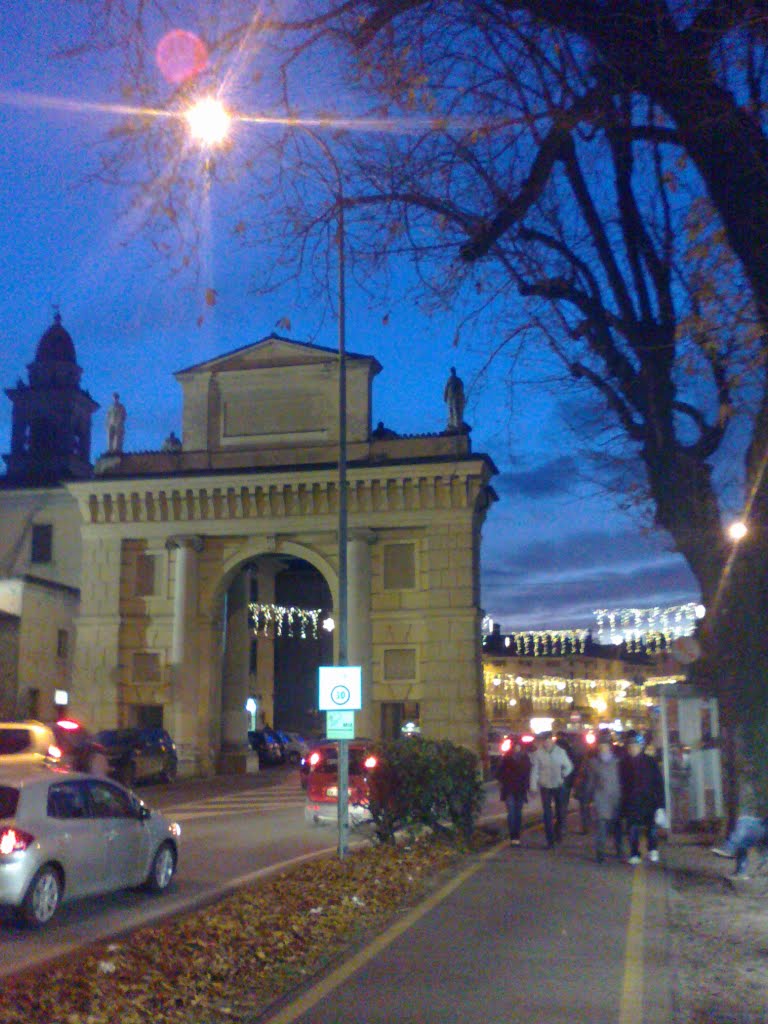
[185,97,231,146]
[728,520,748,542]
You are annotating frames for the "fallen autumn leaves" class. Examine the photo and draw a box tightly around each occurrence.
[1,832,493,1024]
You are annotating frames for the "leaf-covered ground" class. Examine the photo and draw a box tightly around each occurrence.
[2,834,492,1024]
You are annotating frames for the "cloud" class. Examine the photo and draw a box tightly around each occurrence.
[495,455,579,498]
[481,524,699,630]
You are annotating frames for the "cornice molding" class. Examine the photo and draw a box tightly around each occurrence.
[69,462,495,527]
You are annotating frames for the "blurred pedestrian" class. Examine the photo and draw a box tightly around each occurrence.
[712,815,768,879]
[619,730,665,865]
[556,731,577,810]
[586,731,623,863]
[496,738,532,845]
[572,749,594,834]
[530,731,573,848]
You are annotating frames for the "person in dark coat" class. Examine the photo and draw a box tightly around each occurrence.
[619,730,665,865]
[556,731,577,813]
[496,738,532,845]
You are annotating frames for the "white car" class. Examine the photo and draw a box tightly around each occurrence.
[0,766,180,927]
[276,730,311,765]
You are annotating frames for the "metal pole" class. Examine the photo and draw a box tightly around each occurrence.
[335,191,350,860]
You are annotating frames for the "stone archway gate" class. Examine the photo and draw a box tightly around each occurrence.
[67,337,497,775]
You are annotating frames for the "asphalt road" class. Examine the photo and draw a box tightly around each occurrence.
[0,764,360,978]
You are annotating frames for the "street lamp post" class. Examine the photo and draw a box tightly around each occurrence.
[183,99,351,857]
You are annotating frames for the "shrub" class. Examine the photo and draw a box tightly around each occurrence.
[367,736,484,843]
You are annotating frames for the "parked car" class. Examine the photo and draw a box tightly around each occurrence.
[0,765,180,926]
[304,740,378,826]
[247,728,285,766]
[94,727,178,786]
[275,730,310,765]
[0,720,107,775]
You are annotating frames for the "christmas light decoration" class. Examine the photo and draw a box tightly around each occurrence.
[594,602,705,648]
[248,602,328,640]
[496,630,589,656]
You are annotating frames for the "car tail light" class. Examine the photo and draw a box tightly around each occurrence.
[309,751,321,767]
[363,755,377,770]
[585,731,597,745]
[520,734,534,744]
[500,737,512,754]
[48,744,63,761]
[0,828,35,855]
[55,719,81,731]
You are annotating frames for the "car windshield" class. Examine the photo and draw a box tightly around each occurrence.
[0,785,20,818]
[0,729,34,755]
[313,748,369,775]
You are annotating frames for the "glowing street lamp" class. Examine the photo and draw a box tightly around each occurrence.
[728,520,748,542]
[184,97,232,147]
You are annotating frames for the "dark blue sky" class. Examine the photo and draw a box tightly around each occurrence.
[0,5,700,630]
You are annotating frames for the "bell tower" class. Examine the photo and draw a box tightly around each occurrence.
[3,313,99,483]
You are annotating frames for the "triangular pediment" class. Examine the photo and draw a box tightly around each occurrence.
[175,335,380,378]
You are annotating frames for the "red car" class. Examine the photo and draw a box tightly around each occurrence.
[304,740,378,826]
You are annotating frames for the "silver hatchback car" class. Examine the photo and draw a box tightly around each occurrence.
[0,767,181,927]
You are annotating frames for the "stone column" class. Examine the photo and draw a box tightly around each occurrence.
[254,563,281,727]
[348,529,375,738]
[167,535,203,771]
[221,570,252,750]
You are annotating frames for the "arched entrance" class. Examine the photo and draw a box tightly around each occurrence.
[218,554,333,758]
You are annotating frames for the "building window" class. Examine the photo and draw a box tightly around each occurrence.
[30,524,53,563]
[383,543,416,590]
[135,554,156,597]
[132,652,161,682]
[383,648,417,680]
[56,629,69,659]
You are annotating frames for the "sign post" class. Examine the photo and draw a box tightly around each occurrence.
[318,666,362,858]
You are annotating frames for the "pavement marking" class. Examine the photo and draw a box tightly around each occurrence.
[619,864,647,1024]
[261,840,503,1024]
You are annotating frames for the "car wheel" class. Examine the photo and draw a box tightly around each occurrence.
[160,758,177,783]
[18,865,62,927]
[144,842,176,893]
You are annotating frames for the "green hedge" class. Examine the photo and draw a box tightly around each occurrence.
[366,736,484,843]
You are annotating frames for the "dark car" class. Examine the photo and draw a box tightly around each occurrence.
[95,727,178,786]
[247,727,285,766]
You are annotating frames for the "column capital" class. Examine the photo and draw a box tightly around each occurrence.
[166,534,204,553]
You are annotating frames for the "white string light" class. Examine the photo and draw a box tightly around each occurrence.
[248,602,328,640]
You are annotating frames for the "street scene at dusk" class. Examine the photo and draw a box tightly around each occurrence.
[1,4,768,1023]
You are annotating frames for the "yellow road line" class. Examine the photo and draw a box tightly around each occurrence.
[619,865,647,1024]
[262,842,502,1024]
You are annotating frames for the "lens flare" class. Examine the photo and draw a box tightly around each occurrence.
[156,29,208,85]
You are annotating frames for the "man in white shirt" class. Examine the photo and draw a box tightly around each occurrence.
[530,731,574,848]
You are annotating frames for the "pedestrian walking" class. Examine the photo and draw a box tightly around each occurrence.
[619,730,665,865]
[585,730,623,863]
[556,731,577,810]
[572,752,593,834]
[530,731,573,848]
[496,738,532,845]
[711,815,768,879]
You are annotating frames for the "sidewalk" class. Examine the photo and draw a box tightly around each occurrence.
[258,798,676,1024]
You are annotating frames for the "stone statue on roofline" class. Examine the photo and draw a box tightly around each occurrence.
[443,366,467,433]
[106,392,126,453]
[162,430,183,453]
